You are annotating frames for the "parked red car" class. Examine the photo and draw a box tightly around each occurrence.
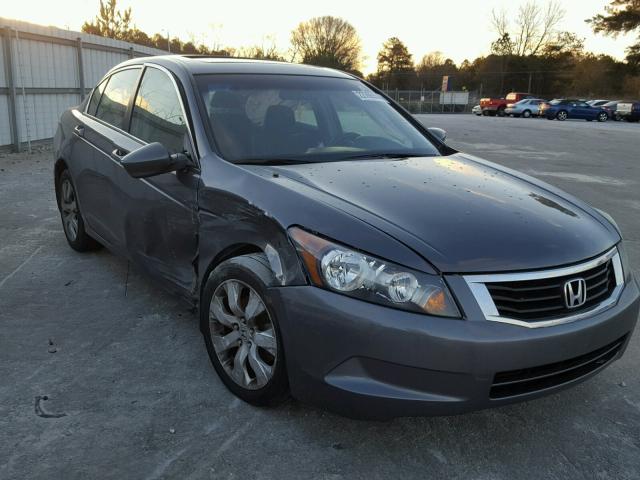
[480,92,535,116]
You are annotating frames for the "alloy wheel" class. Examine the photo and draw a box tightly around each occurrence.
[209,279,277,390]
[557,111,568,121]
[60,178,79,241]
[598,112,608,122]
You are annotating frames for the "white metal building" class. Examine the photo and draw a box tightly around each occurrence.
[0,17,166,151]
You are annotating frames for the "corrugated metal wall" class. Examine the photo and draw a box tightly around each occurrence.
[0,17,166,151]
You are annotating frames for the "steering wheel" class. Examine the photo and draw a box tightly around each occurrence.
[332,132,361,146]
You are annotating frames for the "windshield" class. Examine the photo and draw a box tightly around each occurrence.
[196,74,440,164]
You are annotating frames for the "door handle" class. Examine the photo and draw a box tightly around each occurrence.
[112,148,128,158]
[73,125,85,137]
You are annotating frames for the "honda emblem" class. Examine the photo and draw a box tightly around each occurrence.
[564,278,587,309]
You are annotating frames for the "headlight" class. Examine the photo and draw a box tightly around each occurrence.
[617,243,633,283]
[288,227,461,318]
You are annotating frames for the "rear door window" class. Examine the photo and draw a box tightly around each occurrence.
[129,68,188,154]
[87,79,107,116]
[94,68,141,130]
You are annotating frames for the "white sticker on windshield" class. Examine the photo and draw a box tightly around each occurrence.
[352,90,386,102]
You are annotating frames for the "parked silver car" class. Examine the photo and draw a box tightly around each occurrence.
[505,98,545,118]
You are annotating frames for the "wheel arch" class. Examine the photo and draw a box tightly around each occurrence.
[200,243,264,295]
[198,238,306,309]
[53,158,68,208]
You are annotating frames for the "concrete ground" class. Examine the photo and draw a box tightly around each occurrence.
[1,115,639,479]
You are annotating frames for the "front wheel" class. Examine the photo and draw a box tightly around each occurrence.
[56,169,101,252]
[201,254,289,406]
[497,108,506,117]
[556,110,568,121]
[522,110,531,118]
[597,112,608,122]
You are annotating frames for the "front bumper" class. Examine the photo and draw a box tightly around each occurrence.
[270,276,639,419]
[618,112,639,121]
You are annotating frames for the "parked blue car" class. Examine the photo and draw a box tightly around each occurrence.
[539,99,609,122]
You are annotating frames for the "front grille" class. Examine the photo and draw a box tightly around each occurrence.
[485,259,615,322]
[490,335,627,399]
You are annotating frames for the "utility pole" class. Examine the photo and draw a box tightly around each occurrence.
[162,29,171,53]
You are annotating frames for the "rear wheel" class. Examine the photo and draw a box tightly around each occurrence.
[597,112,608,122]
[522,109,531,118]
[556,110,568,121]
[497,108,506,117]
[56,169,101,252]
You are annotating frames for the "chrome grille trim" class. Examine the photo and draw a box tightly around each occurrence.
[464,247,624,328]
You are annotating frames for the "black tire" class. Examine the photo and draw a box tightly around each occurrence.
[56,169,102,252]
[497,108,506,117]
[556,110,568,121]
[597,112,608,122]
[201,253,289,406]
[522,109,531,118]
[482,109,489,116]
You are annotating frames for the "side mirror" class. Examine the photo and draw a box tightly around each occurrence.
[428,127,447,143]
[121,142,189,178]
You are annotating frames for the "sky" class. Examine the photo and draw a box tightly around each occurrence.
[2,0,634,74]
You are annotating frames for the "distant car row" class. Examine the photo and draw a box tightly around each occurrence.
[476,92,640,122]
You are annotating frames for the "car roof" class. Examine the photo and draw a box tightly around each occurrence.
[112,55,356,79]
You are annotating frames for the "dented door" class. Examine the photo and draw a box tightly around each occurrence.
[114,156,199,296]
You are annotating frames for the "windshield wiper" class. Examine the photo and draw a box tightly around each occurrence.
[341,152,434,161]
[234,157,318,166]
[234,152,436,165]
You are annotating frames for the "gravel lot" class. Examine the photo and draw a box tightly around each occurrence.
[1,115,639,479]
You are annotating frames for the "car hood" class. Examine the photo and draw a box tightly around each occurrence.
[262,154,618,273]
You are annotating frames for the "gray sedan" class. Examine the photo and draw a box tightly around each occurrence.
[505,98,545,118]
[53,56,638,419]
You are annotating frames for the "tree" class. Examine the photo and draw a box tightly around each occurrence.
[236,36,285,61]
[588,0,640,66]
[491,33,515,56]
[82,0,133,41]
[376,37,415,89]
[416,51,458,90]
[571,54,621,96]
[542,31,585,58]
[377,37,414,73]
[81,0,224,55]
[290,16,362,73]
[491,1,565,56]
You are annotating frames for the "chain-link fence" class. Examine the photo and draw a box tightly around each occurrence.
[381,90,481,113]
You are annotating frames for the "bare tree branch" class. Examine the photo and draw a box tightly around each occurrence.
[490,1,565,57]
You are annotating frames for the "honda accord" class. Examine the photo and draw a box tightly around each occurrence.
[53,56,639,419]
